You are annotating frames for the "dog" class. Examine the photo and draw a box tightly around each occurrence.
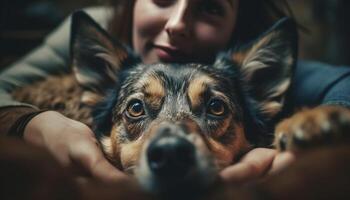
[12,11,350,198]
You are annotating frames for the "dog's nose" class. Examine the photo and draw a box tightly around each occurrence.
[147,135,195,179]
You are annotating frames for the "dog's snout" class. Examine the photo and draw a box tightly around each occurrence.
[147,135,195,178]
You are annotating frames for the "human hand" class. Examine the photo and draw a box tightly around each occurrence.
[0,138,151,200]
[23,111,127,182]
[220,148,295,185]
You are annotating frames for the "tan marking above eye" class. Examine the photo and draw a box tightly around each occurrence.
[143,76,165,99]
[188,75,216,108]
[141,75,165,109]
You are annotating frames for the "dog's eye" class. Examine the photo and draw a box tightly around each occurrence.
[207,99,226,116]
[127,100,145,118]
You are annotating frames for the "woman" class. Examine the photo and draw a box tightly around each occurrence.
[0,0,349,184]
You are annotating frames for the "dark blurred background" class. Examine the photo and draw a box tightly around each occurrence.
[0,0,98,69]
[0,0,349,70]
[290,0,350,66]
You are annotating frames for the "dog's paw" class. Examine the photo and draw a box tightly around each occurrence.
[274,106,350,151]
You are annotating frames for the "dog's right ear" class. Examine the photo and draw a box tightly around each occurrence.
[230,18,298,119]
[70,11,135,106]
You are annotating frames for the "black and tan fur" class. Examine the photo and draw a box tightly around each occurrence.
[12,11,350,197]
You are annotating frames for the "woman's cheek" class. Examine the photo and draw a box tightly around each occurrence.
[134,2,167,38]
[194,24,232,51]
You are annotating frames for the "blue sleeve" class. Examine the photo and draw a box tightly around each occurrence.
[322,75,350,108]
[291,60,350,109]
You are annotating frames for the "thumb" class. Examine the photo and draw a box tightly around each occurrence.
[69,139,128,183]
[90,155,129,183]
[268,151,295,175]
[220,148,276,184]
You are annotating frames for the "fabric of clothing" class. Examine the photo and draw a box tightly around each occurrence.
[292,61,350,109]
[0,6,349,135]
[0,7,113,109]
[0,106,38,136]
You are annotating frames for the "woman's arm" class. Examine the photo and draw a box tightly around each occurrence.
[221,61,350,184]
[291,60,350,109]
[0,7,126,182]
[0,7,113,136]
[0,12,73,135]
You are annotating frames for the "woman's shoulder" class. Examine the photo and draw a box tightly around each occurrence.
[296,60,350,76]
[80,6,114,29]
[295,60,350,92]
[45,6,113,46]
[292,60,350,107]
[44,6,113,56]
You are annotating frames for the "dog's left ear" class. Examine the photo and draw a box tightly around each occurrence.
[70,11,135,106]
[231,17,298,118]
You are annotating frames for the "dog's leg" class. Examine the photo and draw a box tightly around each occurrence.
[274,106,350,151]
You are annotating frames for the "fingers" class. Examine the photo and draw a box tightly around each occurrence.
[89,153,128,182]
[220,148,276,184]
[268,151,295,174]
[69,138,128,183]
[23,111,128,183]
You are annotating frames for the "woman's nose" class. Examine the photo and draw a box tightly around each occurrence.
[165,0,191,38]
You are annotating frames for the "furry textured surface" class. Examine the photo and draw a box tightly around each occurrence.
[10,12,298,196]
[12,74,93,126]
[8,11,350,199]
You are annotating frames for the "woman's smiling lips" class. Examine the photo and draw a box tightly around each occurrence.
[153,44,189,62]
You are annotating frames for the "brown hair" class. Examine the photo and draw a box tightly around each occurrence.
[106,0,135,45]
[106,0,294,47]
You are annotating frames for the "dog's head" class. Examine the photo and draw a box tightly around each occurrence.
[71,11,297,195]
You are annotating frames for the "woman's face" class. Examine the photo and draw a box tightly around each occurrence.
[132,0,239,64]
